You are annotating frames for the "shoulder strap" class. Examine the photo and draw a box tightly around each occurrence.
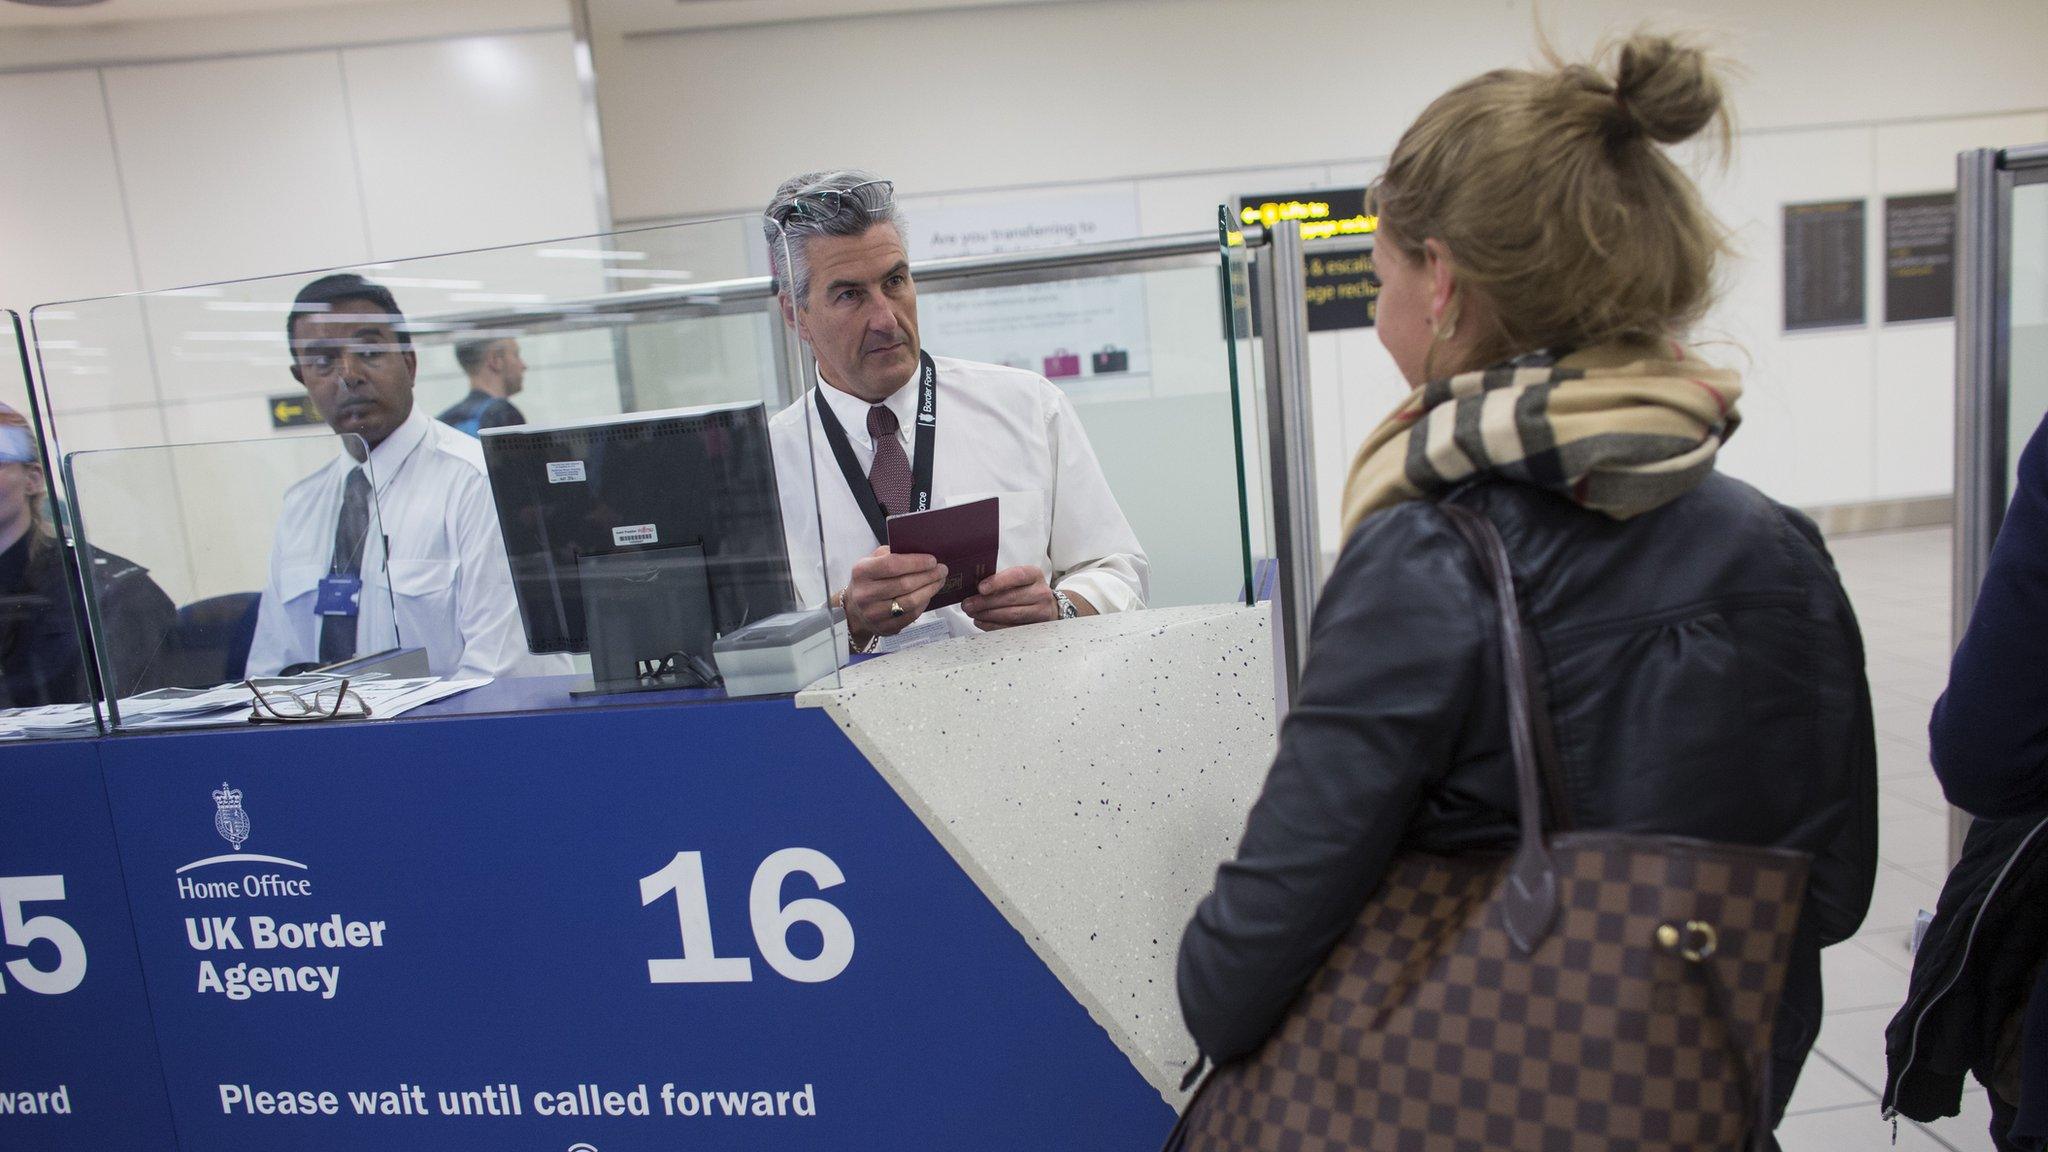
[1437,501,1561,955]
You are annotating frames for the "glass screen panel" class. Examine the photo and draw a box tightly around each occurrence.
[0,310,105,739]
[32,217,838,719]
[2009,177,2048,501]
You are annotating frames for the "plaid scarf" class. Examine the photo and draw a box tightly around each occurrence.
[1340,340,1743,535]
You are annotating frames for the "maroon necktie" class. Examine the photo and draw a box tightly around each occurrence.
[866,404,913,516]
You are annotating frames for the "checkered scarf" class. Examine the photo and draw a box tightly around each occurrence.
[1340,340,1743,535]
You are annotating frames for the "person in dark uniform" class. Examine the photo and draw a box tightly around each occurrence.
[435,336,527,436]
[0,402,175,707]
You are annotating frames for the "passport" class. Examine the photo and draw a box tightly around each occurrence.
[886,497,1001,611]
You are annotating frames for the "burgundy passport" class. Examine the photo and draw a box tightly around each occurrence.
[886,497,1001,610]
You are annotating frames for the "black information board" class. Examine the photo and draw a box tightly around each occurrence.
[1884,192,1957,323]
[1783,199,1867,332]
[1235,187,1379,332]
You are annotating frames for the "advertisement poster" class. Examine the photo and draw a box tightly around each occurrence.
[902,187,1150,385]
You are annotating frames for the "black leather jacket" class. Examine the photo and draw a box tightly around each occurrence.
[0,536,175,707]
[1177,474,1878,1115]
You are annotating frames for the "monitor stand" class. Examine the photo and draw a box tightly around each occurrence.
[570,543,724,698]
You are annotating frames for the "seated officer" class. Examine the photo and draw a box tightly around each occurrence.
[245,274,570,680]
[764,170,1148,652]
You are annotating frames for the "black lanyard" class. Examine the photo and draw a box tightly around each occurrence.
[813,351,937,544]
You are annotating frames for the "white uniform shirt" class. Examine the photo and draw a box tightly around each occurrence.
[245,406,574,680]
[770,354,1148,639]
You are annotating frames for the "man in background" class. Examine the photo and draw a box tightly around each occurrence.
[437,336,528,436]
[246,274,567,680]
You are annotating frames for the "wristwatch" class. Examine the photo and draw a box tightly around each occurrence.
[1053,590,1079,620]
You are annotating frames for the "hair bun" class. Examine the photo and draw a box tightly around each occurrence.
[1611,34,1724,145]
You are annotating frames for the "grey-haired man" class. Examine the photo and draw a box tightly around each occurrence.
[764,169,1147,653]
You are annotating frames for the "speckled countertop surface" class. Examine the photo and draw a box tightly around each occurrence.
[797,603,1276,1099]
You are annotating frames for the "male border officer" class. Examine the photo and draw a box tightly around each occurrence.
[245,273,568,680]
[764,169,1147,652]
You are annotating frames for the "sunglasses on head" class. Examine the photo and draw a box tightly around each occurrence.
[768,179,895,225]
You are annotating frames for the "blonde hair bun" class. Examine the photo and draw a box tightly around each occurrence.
[1368,28,1733,368]
[1611,34,1725,145]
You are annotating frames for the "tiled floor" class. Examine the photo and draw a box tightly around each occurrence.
[1778,527,1994,1152]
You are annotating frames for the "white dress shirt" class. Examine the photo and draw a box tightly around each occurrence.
[770,353,1148,640]
[245,405,574,680]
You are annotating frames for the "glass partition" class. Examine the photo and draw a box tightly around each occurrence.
[65,434,397,730]
[0,310,106,740]
[2011,178,2048,494]
[35,216,840,722]
[908,248,1249,608]
[1220,216,1275,599]
[32,205,1258,723]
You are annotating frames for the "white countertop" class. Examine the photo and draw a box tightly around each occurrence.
[798,602,1277,1099]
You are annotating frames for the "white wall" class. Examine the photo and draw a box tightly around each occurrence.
[587,0,2048,548]
[7,0,2047,601]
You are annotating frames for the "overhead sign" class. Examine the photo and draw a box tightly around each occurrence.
[269,395,324,429]
[1234,187,1380,331]
[1237,188,1378,242]
[1884,192,1957,324]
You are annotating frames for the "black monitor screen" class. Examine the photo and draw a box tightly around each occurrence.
[481,402,796,656]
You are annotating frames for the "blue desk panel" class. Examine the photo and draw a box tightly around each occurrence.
[0,738,179,1150]
[99,698,1174,1151]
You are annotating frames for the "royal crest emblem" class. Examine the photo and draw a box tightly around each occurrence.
[212,782,250,851]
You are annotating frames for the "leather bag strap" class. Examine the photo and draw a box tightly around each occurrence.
[1437,501,1561,954]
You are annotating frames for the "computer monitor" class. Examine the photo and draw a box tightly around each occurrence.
[480,402,796,679]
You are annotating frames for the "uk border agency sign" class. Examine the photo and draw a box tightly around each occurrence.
[99,700,1172,1151]
[0,741,179,1151]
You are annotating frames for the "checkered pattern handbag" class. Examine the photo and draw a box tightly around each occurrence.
[1168,503,1812,1152]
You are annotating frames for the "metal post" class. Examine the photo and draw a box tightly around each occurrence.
[1253,220,1320,699]
[1953,148,2006,654]
[565,0,640,413]
[1949,147,2011,865]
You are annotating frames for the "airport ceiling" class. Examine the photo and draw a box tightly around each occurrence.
[0,0,388,27]
[0,0,1089,34]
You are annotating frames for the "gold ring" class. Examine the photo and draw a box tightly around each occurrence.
[889,599,905,618]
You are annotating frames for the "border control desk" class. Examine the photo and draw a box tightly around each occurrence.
[2,604,1271,1151]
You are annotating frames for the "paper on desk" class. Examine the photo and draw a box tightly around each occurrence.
[353,677,489,718]
[0,702,100,738]
[116,676,491,729]
[120,684,257,718]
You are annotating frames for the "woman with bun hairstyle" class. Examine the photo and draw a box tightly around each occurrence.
[1177,32,1877,1135]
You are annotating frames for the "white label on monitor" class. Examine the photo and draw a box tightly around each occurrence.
[612,523,658,546]
[547,460,587,484]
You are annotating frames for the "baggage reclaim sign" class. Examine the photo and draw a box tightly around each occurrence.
[1233,187,1380,331]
